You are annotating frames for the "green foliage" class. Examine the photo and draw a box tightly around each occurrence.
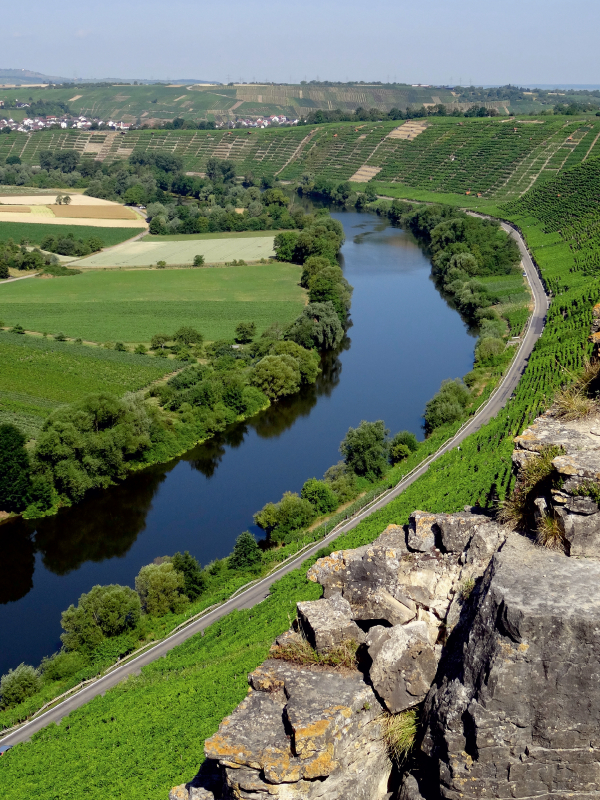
[251,354,300,399]
[390,430,419,462]
[172,551,207,600]
[34,393,151,502]
[229,532,262,570]
[270,339,320,383]
[301,478,339,514]
[135,563,188,616]
[193,254,205,266]
[0,222,137,249]
[174,326,203,346]
[234,321,256,344]
[254,492,316,543]
[0,423,32,512]
[0,664,41,709]
[323,461,360,503]
[285,301,344,350]
[424,379,471,434]
[40,651,89,682]
[340,419,390,479]
[60,584,142,654]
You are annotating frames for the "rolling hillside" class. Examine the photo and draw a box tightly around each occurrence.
[3,116,600,199]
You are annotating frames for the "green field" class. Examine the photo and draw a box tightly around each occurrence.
[0,222,141,247]
[75,235,276,267]
[0,333,184,436]
[0,264,305,343]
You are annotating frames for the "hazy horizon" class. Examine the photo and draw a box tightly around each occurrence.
[3,0,599,87]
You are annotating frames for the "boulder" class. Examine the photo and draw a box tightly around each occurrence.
[297,593,366,653]
[368,622,438,713]
[407,511,437,552]
[421,534,600,800]
[204,658,390,799]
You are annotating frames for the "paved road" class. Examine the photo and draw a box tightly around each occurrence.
[0,222,548,748]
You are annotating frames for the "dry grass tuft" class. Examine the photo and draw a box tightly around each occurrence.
[270,637,359,670]
[553,386,596,420]
[499,445,564,530]
[536,514,566,552]
[381,709,419,764]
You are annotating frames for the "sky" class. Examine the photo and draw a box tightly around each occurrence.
[3,0,599,86]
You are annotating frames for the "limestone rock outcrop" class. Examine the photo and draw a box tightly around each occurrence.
[513,411,600,557]
[420,533,600,800]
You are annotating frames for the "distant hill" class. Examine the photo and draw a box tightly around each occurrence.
[0,69,218,86]
[0,68,70,85]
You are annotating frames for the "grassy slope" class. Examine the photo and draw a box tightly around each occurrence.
[0,222,141,247]
[2,159,599,797]
[0,265,305,343]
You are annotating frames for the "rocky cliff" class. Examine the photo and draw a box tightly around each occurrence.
[170,411,600,800]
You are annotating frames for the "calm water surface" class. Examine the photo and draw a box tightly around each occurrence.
[0,209,476,674]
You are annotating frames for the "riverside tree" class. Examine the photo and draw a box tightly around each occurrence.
[60,584,142,653]
[229,531,262,570]
[251,354,301,399]
[0,423,32,512]
[340,420,390,479]
[285,302,344,350]
[172,551,207,599]
[135,562,188,616]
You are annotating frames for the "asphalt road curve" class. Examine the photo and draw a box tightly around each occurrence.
[0,221,549,748]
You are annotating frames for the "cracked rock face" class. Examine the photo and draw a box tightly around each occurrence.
[421,534,600,800]
[514,412,600,557]
[297,594,366,653]
[204,659,390,799]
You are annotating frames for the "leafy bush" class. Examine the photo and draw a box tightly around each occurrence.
[229,532,262,570]
[285,301,344,350]
[251,354,300,399]
[424,379,471,434]
[301,478,339,514]
[40,650,89,682]
[0,423,32,513]
[172,551,207,600]
[340,420,390,479]
[60,584,142,653]
[0,664,41,708]
[135,562,188,616]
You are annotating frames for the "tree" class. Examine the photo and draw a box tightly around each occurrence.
[174,326,203,346]
[0,423,32,513]
[34,393,151,502]
[172,551,207,599]
[270,340,320,383]
[6,155,21,165]
[0,261,8,280]
[135,562,187,616]
[251,354,301,399]
[301,478,338,514]
[340,420,390,479]
[323,461,358,503]
[123,185,144,205]
[0,663,40,708]
[235,321,256,344]
[270,492,315,540]
[300,255,331,288]
[150,333,170,350]
[424,379,471,434]
[229,531,262,570]
[390,430,419,464]
[60,584,141,653]
[285,302,344,350]
[273,231,299,262]
[193,254,205,266]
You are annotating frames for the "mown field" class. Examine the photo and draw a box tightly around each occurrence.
[0,222,141,247]
[0,333,184,437]
[1,138,600,800]
[0,264,305,342]
[76,235,275,267]
[3,116,600,197]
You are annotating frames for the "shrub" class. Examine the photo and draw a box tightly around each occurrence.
[0,663,41,708]
[323,461,359,503]
[114,342,127,352]
[134,344,147,355]
[193,255,205,266]
[340,420,390,479]
[424,379,471,434]
[60,584,142,653]
[174,326,203,346]
[41,650,88,682]
[251,354,301,399]
[229,531,262,570]
[54,332,67,342]
[536,514,566,552]
[234,321,256,344]
[301,478,339,514]
[382,709,418,764]
[11,324,25,334]
[172,551,207,599]
[270,636,358,669]
[135,562,188,616]
[156,260,167,268]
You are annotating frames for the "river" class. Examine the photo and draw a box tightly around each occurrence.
[0,208,476,675]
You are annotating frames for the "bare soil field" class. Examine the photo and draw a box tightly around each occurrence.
[50,205,139,220]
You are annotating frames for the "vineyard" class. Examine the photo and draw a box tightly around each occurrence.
[3,117,600,196]
[0,153,599,798]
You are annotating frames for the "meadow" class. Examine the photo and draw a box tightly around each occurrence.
[0,264,305,342]
[0,333,184,436]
